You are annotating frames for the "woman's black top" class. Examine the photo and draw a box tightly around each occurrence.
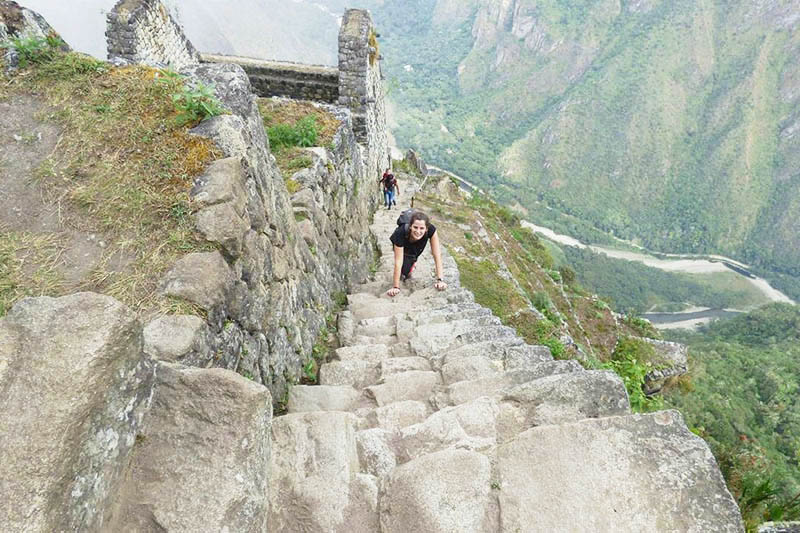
[390,224,437,259]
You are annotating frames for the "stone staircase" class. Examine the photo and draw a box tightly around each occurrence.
[267,183,745,532]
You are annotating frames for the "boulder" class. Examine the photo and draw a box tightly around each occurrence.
[380,449,496,532]
[142,314,208,364]
[0,293,154,532]
[160,251,236,310]
[105,364,272,532]
[496,411,744,532]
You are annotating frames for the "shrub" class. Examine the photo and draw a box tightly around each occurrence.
[172,82,223,125]
[268,115,319,150]
[2,34,64,67]
[603,337,662,412]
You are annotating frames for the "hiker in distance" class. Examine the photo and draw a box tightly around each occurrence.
[386,210,448,297]
[379,168,399,209]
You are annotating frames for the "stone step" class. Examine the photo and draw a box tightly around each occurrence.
[351,299,449,321]
[379,449,495,533]
[319,359,380,389]
[411,324,520,359]
[406,315,502,348]
[395,397,500,463]
[357,400,430,432]
[500,369,630,433]
[355,315,397,337]
[432,340,552,371]
[436,361,583,408]
[495,410,744,532]
[380,356,432,378]
[365,370,441,407]
[287,384,373,413]
[335,343,391,363]
[270,411,378,532]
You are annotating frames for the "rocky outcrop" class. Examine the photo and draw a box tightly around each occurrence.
[1,293,274,532]
[104,364,272,531]
[0,293,155,532]
[0,0,69,69]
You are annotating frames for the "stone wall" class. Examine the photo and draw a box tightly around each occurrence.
[106,0,199,69]
[201,53,339,103]
[150,61,377,402]
[338,9,390,180]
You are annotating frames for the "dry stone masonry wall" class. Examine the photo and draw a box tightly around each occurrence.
[106,0,200,68]
[338,9,390,179]
[201,53,340,104]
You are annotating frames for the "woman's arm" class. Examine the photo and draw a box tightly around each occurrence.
[430,232,447,291]
[386,244,404,297]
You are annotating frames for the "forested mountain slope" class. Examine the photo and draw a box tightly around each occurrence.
[371,0,800,295]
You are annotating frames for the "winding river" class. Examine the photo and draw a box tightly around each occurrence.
[426,165,794,329]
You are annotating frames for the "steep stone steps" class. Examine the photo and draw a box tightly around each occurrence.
[266,178,744,532]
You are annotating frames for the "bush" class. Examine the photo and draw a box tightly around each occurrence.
[172,82,223,125]
[2,34,64,67]
[604,337,663,412]
[268,115,319,150]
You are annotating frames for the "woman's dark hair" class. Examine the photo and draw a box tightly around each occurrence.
[406,211,430,236]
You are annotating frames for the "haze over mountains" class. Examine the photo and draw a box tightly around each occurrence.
[23,0,351,64]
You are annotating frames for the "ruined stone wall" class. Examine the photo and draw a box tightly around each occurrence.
[106,0,199,69]
[338,9,390,179]
[201,53,339,104]
[152,62,376,402]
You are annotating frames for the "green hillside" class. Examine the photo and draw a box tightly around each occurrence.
[664,304,800,529]
[370,0,800,298]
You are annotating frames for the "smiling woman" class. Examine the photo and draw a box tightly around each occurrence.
[386,209,447,297]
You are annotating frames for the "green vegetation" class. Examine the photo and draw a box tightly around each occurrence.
[602,337,664,413]
[0,50,221,316]
[267,115,319,149]
[257,98,340,177]
[560,246,770,313]
[170,80,224,125]
[371,0,800,300]
[2,34,64,67]
[664,304,800,529]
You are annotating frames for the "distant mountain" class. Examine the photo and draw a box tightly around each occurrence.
[369,0,800,296]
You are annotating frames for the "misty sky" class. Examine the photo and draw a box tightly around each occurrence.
[22,0,356,65]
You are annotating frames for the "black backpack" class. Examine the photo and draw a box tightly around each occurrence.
[396,208,416,234]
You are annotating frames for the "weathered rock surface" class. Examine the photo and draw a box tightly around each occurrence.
[379,449,496,533]
[270,411,359,532]
[0,293,154,532]
[105,364,272,532]
[143,314,208,363]
[496,410,744,532]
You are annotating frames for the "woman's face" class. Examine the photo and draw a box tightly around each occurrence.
[410,220,427,241]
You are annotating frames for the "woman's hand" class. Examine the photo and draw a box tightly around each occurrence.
[387,287,400,297]
[434,280,447,291]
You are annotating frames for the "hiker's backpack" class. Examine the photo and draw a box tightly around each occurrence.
[396,208,416,234]
[383,173,396,190]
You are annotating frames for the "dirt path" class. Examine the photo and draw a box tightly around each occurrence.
[0,95,111,289]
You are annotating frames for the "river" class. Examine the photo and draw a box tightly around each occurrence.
[423,166,794,328]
